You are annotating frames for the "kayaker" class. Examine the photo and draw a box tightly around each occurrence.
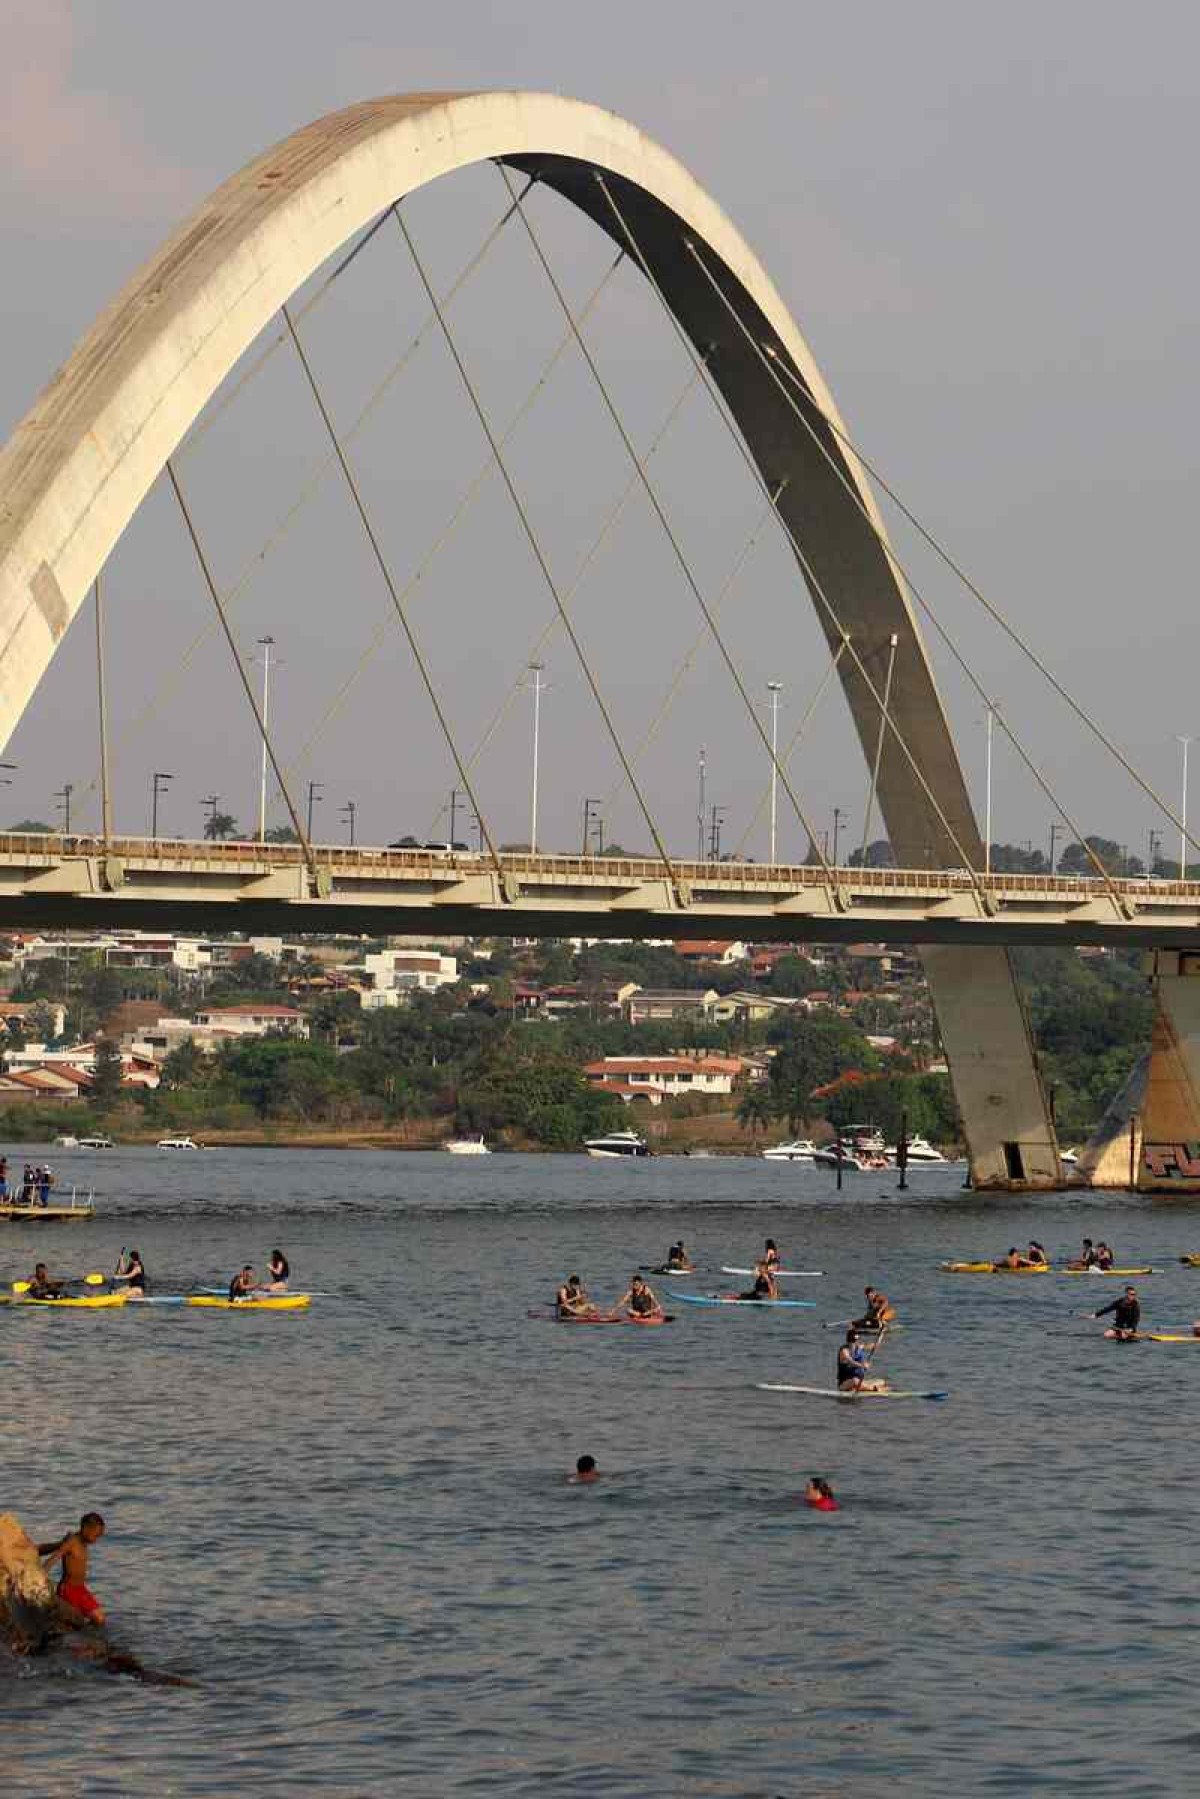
[556,1274,597,1319]
[1094,1241,1115,1270]
[229,1265,257,1303]
[569,1455,599,1484]
[1026,1241,1049,1267]
[738,1261,777,1301]
[27,1263,66,1299]
[111,1249,146,1298]
[853,1286,894,1328]
[615,1273,661,1319]
[1069,1238,1098,1270]
[259,1249,289,1294]
[665,1241,693,1272]
[804,1477,839,1512]
[38,1512,107,1627]
[1095,1285,1140,1340]
[997,1247,1024,1269]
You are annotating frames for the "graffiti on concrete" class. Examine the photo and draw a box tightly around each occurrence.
[1142,1142,1200,1180]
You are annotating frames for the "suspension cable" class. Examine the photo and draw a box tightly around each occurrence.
[285,250,627,797]
[591,172,982,886]
[501,170,835,883]
[394,202,679,885]
[732,639,850,860]
[165,460,318,877]
[862,633,898,863]
[281,300,504,876]
[679,234,1138,901]
[429,356,706,840]
[66,189,537,830]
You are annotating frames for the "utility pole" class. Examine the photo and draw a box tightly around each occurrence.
[255,634,275,842]
[1178,736,1193,878]
[306,780,323,841]
[151,772,173,841]
[766,681,783,862]
[527,661,544,853]
[1048,820,1062,877]
[582,798,603,856]
[448,788,465,849]
[54,783,73,836]
[341,799,357,846]
[984,702,996,877]
[709,805,726,861]
[202,794,220,837]
[697,745,706,862]
[1148,827,1161,884]
[831,806,843,868]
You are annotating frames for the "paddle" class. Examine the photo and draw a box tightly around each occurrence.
[11,1272,106,1294]
[853,1321,889,1392]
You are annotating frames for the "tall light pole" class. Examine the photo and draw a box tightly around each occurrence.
[696,745,706,861]
[984,702,996,877]
[582,798,603,856]
[151,772,173,841]
[202,794,220,838]
[448,789,465,849]
[831,806,843,868]
[255,635,275,843]
[527,661,544,853]
[766,681,783,863]
[341,799,357,846]
[1178,736,1193,878]
[54,783,73,836]
[1048,820,1062,877]
[306,780,323,841]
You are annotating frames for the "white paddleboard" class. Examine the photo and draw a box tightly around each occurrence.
[721,1266,824,1278]
[756,1382,948,1402]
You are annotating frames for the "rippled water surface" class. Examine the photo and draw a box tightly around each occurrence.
[3,1146,1200,1795]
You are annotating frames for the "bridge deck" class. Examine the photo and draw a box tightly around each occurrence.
[0,834,1196,946]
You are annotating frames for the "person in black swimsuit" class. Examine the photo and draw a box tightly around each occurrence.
[738,1262,777,1301]
[1096,1286,1140,1340]
[112,1249,147,1298]
[615,1273,660,1318]
[260,1249,289,1293]
[229,1265,256,1302]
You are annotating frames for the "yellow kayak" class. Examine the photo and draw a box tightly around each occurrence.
[20,1292,129,1309]
[187,1294,311,1311]
[940,1261,1050,1274]
[1180,1255,1200,1267]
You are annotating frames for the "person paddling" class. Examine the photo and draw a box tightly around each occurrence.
[738,1261,778,1301]
[853,1286,895,1329]
[26,1262,66,1299]
[111,1249,146,1298]
[229,1265,257,1303]
[665,1241,693,1272]
[38,1513,107,1627]
[614,1273,661,1319]
[1026,1241,1049,1267]
[1095,1284,1140,1340]
[259,1249,289,1294]
[555,1274,597,1319]
[836,1328,886,1392]
[1069,1238,1098,1270]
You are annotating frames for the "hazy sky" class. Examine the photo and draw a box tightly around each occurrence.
[2,0,1199,864]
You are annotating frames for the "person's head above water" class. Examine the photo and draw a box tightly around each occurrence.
[571,1454,599,1483]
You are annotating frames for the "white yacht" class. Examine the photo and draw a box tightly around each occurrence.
[762,1138,817,1162]
[584,1129,650,1159]
[77,1134,115,1150]
[444,1135,491,1155]
[891,1134,947,1165]
[157,1135,202,1149]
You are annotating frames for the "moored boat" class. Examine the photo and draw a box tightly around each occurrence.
[444,1135,490,1155]
[584,1129,649,1159]
[762,1138,816,1162]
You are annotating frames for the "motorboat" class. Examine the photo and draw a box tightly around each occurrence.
[762,1139,817,1162]
[1059,1146,1079,1167]
[157,1135,202,1150]
[891,1134,947,1165]
[811,1144,890,1171]
[444,1135,491,1155]
[77,1135,115,1150]
[53,1134,79,1149]
[584,1129,650,1159]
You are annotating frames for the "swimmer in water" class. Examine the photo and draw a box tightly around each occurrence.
[568,1455,599,1484]
[804,1477,839,1512]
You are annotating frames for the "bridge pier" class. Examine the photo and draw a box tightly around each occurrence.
[1133,951,1200,1191]
[922,943,1061,1189]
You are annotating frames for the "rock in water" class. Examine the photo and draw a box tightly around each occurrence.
[0,1512,56,1653]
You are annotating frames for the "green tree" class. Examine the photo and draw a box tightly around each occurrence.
[91,1036,123,1108]
[767,1012,878,1131]
[159,1036,208,1090]
[265,824,299,844]
[204,810,241,841]
[735,1086,774,1140]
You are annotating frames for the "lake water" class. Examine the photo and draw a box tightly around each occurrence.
[3,1145,1199,1796]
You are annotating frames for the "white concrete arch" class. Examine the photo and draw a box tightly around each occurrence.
[0,91,1057,1184]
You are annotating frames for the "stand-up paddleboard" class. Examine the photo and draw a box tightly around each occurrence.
[187,1294,311,1311]
[720,1266,824,1278]
[640,1265,698,1276]
[756,1381,948,1402]
[1059,1267,1157,1277]
[665,1290,815,1309]
[526,1307,671,1326]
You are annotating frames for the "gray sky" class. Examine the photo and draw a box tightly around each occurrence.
[2,0,1198,864]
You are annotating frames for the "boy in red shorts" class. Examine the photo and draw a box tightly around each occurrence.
[38,1512,107,1626]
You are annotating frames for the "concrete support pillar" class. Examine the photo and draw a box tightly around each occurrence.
[1136,950,1200,1190]
[1070,1054,1145,1190]
[921,942,1061,1189]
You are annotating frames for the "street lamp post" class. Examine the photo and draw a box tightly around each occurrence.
[1048,821,1062,877]
[709,805,727,860]
[341,800,357,847]
[55,783,73,836]
[1178,736,1193,878]
[1148,827,1161,885]
[696,746,706,862]
[582,798,603,856]
[306,780,323,841]
[256,635,275,843]
[766,681,783,863]
[448,788,465,849]
[831,806,843,868]
[202,794,220,837]
[527,661,544,853]
[151,772,173,841]
[984,702,996,877]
